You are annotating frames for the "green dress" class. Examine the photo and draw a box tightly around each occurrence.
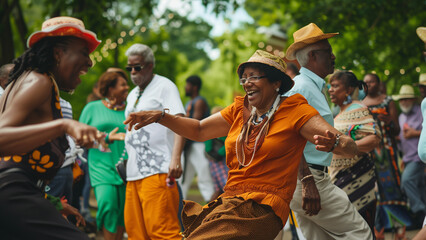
[79,100,126,186]
[79,100,127,232]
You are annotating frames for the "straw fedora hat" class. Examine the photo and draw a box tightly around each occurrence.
[418,73,426,86]
[286,23,339,60]
[392,84,416,101]
[417,27,426,43]
[27,16,101,53]
[237,50,294,93]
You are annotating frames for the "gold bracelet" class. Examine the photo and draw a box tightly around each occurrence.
[156,108,170,123]
[301,174,313,182]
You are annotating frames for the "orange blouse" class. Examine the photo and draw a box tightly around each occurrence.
[220,94,318,224]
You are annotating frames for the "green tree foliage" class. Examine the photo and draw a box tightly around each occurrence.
[0,0,157,65]
[243,0,426,95]
[180,25,267,108]
[3,1,218,119]
[63,9,214,119]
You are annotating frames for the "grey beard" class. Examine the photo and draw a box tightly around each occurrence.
[400,104,413,114]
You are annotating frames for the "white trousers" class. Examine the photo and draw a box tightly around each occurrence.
[180,142,215,201]
[290,168,373,240]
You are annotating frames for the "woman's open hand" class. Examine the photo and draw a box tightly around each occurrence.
[108,127,126,141]
[124,110,161,131]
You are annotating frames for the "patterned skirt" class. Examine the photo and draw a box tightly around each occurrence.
[331,154,377,231]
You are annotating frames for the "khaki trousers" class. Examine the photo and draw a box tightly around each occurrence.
[290,168,373,240]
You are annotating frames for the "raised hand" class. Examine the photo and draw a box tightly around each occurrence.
[108,127,126,141]
[123,110,161,131]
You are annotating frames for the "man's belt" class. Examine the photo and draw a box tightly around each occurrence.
[308,163,328,173]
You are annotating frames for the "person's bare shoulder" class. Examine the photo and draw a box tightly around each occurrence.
[23,71,52,90]
[0,72,53,127]
[8,71,53,113]
[17,71,52,96]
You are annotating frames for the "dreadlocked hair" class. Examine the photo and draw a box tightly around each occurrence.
[9,36,74,85]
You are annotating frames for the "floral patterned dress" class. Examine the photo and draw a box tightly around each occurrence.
[367,96,413,230]
[330,103,380,232]
[0,72,68,182]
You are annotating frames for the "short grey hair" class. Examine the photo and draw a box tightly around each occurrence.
[295,43,318,67]
[125,44,155,67]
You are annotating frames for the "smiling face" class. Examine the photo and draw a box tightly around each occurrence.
[328,78,350,107]
[109,76,129,102]
[241,66,281,114]
[55,38,93,91]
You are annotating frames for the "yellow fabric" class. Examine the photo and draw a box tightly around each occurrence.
[124,174,181,240]
[220,94,319,225]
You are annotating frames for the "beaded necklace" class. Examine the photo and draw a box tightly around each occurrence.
[128,87,144,113]
[119,86,144,160]
[104,98,126,111]
[235,94,281,167]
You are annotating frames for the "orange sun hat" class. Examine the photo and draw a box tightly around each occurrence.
[27,16,101,53]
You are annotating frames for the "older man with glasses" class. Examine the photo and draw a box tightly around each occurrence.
[284,23,373,239]
[123,43,186,239]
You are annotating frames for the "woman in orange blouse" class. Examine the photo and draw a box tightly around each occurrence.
[124,50,358,239]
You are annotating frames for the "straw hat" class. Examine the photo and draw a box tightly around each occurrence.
[392,84,416,101]
[417,73,426,86]
[286,23,339,60]
[27,16,101,53]
[237,50,294,93]
[416,27,426,43]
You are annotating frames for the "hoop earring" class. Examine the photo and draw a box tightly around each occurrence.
[343,94,352,105]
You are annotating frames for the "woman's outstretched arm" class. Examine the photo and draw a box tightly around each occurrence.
[124,110,231,141]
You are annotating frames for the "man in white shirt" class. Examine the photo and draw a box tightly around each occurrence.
[123,43,185,240]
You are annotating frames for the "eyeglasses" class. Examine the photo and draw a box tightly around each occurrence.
[125,65,145,72]
[239,75,267,85]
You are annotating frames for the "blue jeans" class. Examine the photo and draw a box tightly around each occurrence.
[46,165,73,201]
[401,161,426,214]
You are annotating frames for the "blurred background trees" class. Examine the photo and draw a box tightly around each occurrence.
[244,0,426,95]
[2,0,425,118]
